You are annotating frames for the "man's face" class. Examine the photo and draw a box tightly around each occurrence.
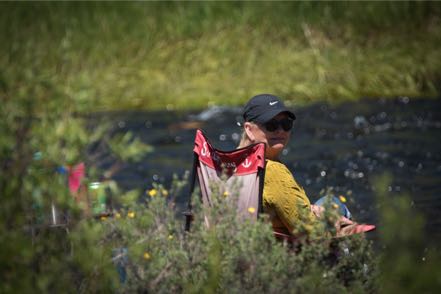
[245,113,292,160]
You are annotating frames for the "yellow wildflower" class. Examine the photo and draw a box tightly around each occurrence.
[339,195,347,203]
[115,212,121,219]
[162,189,169,197]
[223,191,229,197]
[100,216,107,221]
[168,235,174,240]
[127,211,135,218]
[248,207,256,214]
[148,189,157,197]
[143,252,151,260]
[332,203,339,209]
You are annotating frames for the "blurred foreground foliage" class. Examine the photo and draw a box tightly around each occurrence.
[1,1,440,112]
[0,53,152,292]
[374,174,441,293]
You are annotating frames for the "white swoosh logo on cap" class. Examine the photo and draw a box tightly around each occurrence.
[269,101,278,106]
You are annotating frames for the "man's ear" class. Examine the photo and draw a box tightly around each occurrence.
[244,122,256,142]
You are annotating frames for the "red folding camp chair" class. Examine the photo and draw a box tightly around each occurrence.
[185,129,266,231]
[184,129,375,241]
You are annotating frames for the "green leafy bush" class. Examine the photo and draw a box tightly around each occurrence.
[374,174,441,293]
[97,177,377,293]
[0,56,152,292]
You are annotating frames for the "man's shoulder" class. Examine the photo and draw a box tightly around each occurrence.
[265,159,292,176]
[266,159,282,166]
[266,159,288,170]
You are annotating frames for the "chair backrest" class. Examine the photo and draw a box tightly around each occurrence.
[186,129,266,229]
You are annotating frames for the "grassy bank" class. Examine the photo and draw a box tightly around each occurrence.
[1,1,441,112]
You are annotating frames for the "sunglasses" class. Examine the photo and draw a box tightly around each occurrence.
[262,118,294,132]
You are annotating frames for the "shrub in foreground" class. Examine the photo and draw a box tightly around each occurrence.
[99,181,377,293]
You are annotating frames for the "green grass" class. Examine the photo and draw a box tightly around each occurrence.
[1,1,441,112]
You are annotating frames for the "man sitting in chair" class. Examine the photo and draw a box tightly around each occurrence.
[237,94,374,239]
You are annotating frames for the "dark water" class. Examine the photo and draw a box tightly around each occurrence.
[91,97,441,245]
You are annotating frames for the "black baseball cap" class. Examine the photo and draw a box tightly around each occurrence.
[242,94,296,124]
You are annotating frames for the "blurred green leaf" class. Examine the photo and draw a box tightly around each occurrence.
[109,132,153,163]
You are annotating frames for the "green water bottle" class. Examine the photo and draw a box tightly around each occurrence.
[89,182,107,215]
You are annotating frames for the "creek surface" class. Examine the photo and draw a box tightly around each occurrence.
[91,97,441,246]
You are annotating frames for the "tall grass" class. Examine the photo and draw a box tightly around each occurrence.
[1,1,440,112]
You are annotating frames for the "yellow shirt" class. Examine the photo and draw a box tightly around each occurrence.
[263,160,314,235]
